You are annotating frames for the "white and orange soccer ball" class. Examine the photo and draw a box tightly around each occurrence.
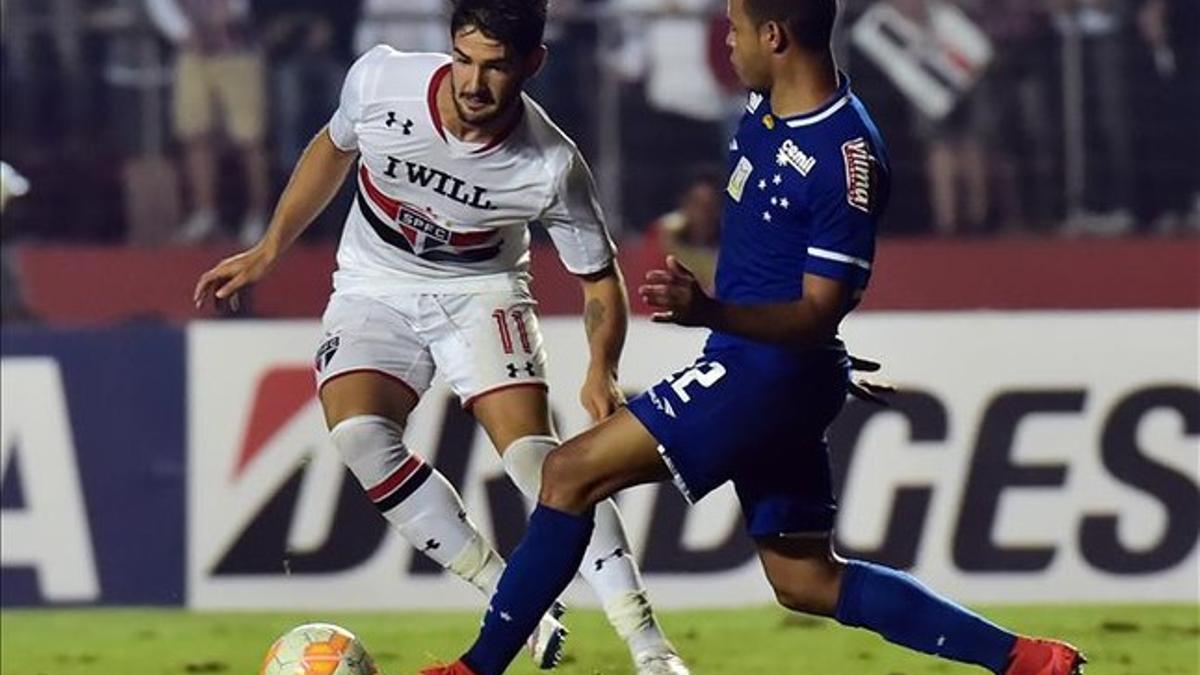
[260,622,380,675]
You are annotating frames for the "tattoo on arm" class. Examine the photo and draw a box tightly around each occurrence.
[584,298,605,340]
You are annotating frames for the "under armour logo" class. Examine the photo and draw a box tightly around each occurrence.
[386,111,414,135]
[594,547,627,572]
[507,361,538,378]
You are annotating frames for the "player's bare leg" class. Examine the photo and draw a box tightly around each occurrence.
[468,383,553,450]
[472,388,688,673]
[535,409,672,514]
[754,535,844,616]
[320,371,566,669]
[755,536,1085,674]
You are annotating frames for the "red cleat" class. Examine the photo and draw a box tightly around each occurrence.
[418,659,478,675]
[1004,637,1087,675]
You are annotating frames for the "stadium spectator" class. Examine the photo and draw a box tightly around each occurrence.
[1055,0,1136,236]
[524,0,600,157]
[847,0,995,235]
[252,1,361,242]
[1130,0,1200,234]
[896,0,993,236]
[610,0,732,230]
[146,0,272,245]
[0,0,93,144]
[838,0,931,233]
[980,0,1061,233]
[255,0,361,175]
[354,0,446,55]
[614,0,731,123]
[650,168,723,291]
[0,0,1192,245]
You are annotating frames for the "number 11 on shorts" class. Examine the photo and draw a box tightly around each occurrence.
[493,308,532,355]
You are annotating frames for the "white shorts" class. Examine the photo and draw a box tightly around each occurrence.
[315,291,548,407]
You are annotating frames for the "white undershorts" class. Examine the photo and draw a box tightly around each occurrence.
[314,290,548,407]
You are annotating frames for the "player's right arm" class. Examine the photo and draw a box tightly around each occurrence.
[192,127,356,309]
[639,257,851,346]
[193,46,388,309]
[538,146,627,420]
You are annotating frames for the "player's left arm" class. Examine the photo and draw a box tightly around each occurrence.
[578,264,630,421]
[540,148,628,421]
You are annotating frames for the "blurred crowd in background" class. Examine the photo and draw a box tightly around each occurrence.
[1,0,1198,258]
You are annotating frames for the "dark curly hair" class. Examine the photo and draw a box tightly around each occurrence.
[450,0,548,57]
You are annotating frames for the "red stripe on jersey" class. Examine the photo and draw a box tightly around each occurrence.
[428,63,451,142]
[360,165,400,219]
[358,166,499,247]
[452,229,495,247]
[367,455,424,502]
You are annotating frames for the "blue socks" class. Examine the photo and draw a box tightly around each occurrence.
[457,515,1018,673]
[462,505,594,675]
[836,560,1016,673]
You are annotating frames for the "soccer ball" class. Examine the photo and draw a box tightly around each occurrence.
[259,622,380,675]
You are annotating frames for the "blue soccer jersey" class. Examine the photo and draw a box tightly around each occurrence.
[628,76,890,536]
[711,74,889,350]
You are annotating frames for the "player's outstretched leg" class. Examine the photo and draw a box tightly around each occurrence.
[329,414,567,669]
[756,537,1086,674]
[422,410,673,675]
[503,435,686,673]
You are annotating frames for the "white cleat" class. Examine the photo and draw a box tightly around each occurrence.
[634,651,691,675]
[526,601,569,670]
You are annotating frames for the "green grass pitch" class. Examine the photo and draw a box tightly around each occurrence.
[1,605,1196,674]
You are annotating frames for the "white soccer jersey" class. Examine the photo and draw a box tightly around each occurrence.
[327,45,616,295]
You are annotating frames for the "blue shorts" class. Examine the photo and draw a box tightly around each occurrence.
[627,342,849,537]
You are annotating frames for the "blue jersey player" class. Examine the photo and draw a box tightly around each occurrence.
[423,1,1086,673]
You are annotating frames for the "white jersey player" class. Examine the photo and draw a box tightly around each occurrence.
[194,2,689,674]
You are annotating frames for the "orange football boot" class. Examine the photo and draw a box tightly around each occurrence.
[418,660,478,675]
[1004,637,1087,675]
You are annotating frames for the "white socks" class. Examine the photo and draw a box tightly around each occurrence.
[330,415,504,596]
[387,470,505,596]
[330,418,673,657]
[585,499,672,657]
[503,435,674,658]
